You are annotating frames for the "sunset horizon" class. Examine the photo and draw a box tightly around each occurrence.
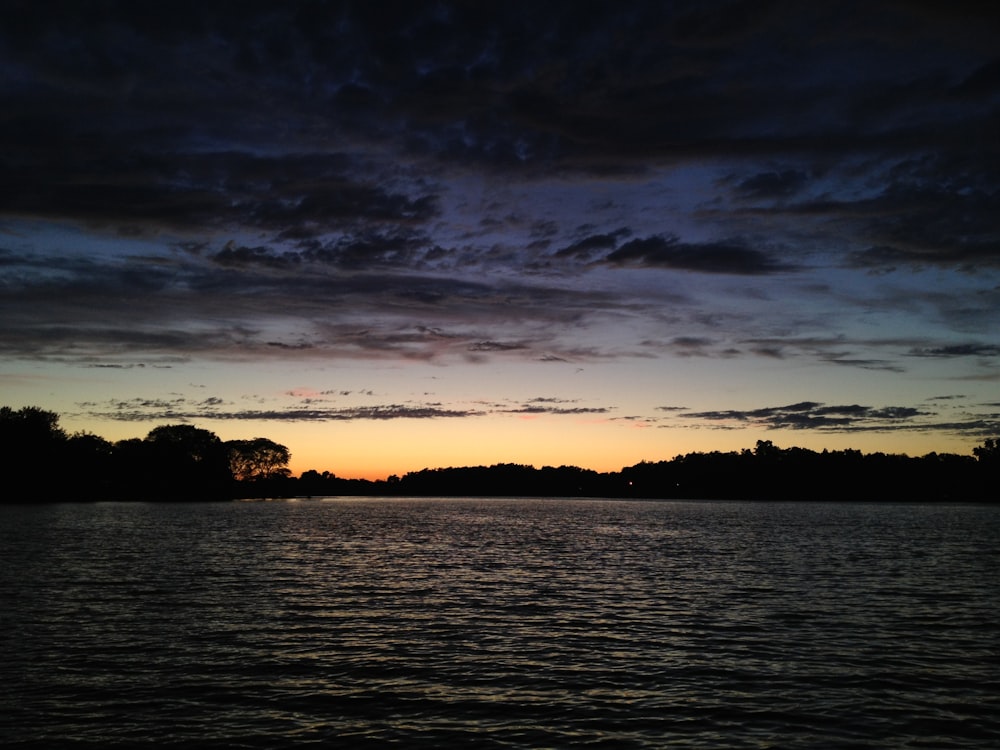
[2,2,998,484]
[5,399,992,483]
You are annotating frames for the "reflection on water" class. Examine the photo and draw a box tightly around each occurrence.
[2,498,999,748]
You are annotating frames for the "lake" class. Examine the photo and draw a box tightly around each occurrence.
[2,498,998,748]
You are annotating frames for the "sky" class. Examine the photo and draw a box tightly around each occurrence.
[2,1,999,479]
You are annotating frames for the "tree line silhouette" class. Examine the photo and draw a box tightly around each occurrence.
[2,405,996,502]
[1,406,287,501]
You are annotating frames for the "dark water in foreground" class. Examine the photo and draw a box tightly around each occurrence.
[2,498,998,749]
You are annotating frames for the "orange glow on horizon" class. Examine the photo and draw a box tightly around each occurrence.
[54,406,982,485]
[282,419,979,482]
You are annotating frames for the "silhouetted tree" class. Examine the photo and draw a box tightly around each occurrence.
[226,438,291,482]
[973,438,999,497]
[754,439,778,457]
[143,424,232,499]
[293,469,378,497]
[111,437,150,494]
[2,404,996,503]
[973,438,1000,464]
[0,406,65,443]
[63,431,116,499]
[1,406,67,497]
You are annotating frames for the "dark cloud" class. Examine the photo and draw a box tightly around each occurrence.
[672,336,713,348]
[750,346,785,359]
[908,344,1000,358]
[735,170,809,199]
[1,3,996,277]
[953,57,1000,96]
[84,362,147,369]
[2,0,999,425]
[554,228,631,259]
[79,392,619,423]
[467,341,528,352]
[0,146,440,238]
[499,402,612,416]
[847,246,921,271]
[682,401,900,429]
[787,162,1000,270]
[4,2,995,182]
[214,243,301,270]
[604,235,796,275]
[821,357,906,374]
[676,400,1000,436]
[212,230,442,271]
[82,397,485,423]
[1,244,643,363]
[505,407,610,416]
[667,336,717,357]
[737,336,916,372]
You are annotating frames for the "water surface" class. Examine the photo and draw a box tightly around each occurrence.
[2,498,998,748]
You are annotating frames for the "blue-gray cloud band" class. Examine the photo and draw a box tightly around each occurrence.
[2,1,999,376]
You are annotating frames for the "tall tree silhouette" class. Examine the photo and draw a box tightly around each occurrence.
[63,431,115,499]
[973,438,1000,465]
[226,438,291,482]
[143,425,233,500]
[0,406,66,497]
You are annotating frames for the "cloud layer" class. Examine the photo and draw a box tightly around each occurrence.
[2,1,999,460]
[71,392,1000,442]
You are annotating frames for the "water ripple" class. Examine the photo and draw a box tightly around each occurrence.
[2,499,999,748]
